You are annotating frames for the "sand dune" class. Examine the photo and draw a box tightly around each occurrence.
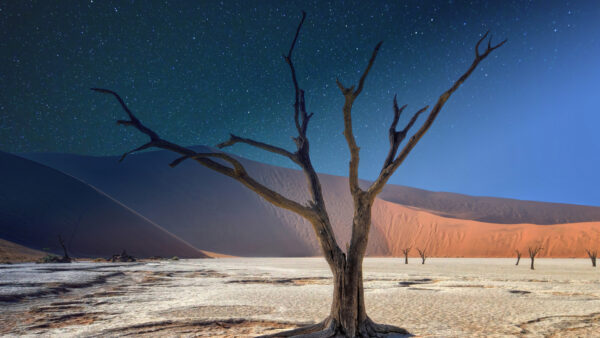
[19,147,600,258]
[371,199,600,258]
[0,238,46,263]
[0,151,208,259]
[378,184,600,224]
[21,148,380,256]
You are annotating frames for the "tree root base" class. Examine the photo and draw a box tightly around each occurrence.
[259,317,411,338]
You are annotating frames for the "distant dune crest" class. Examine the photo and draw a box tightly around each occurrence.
[1,147,598,258]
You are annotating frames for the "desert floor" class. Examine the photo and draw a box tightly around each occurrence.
[1,258,599,337]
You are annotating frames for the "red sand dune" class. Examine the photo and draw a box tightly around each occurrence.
[371,199,600,258]
[19,147,600,258]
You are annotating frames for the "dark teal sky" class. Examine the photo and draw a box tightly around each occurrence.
[1,1,599,206]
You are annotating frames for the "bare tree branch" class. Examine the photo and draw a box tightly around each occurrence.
[476,31,507,59]
[381,97,428,170]
[118,142,154,162]
[91,88,159,141]
[92,88,316,220]
[336,42,384,196]
[217,134,300,165]
[368,32,506,199]
[390,96,406,131]
[278,12,340,257]
[283,11,309,137]
[169,152,244,171]
[354,41,383,97]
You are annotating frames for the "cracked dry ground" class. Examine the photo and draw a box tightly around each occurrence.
[1,258,600,337]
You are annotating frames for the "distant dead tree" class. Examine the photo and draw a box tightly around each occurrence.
[38,235,72,263]
[528,246,542,270]
[417,248,427,264]
[93,11,505,337]
[515,250,521,266]
[58,235,71,262]
[401,247,411,264]
[586,249,597,267]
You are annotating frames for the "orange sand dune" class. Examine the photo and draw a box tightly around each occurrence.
[371,198,600,258]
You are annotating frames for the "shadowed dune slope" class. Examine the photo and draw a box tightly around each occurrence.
[22,147,600,258]
[0,151,208,258]
[21,147,387,257]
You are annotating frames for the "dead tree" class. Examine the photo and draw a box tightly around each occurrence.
[586,249,597,267]
[93,12,505,337]
[57,235,71,262]
[528,246,542,270]
[417,248,427,264]
[401,247,411,264]
[515,250,521,266]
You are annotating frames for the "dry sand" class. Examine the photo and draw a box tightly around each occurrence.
[0,239,46,264]
[1,257,599,337]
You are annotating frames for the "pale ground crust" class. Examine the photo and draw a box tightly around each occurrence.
[1,257,599,337]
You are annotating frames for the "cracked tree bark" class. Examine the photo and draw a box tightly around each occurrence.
[93,11,505,338]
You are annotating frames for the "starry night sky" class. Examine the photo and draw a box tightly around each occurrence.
[1,1,599,206]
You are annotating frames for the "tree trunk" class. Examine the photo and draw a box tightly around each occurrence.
[530,257,535,270]
[331,204,372,336]
[404,254,408,264]
[516,256,520,265]
[328,259,367,336]
[291,204,406,337]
